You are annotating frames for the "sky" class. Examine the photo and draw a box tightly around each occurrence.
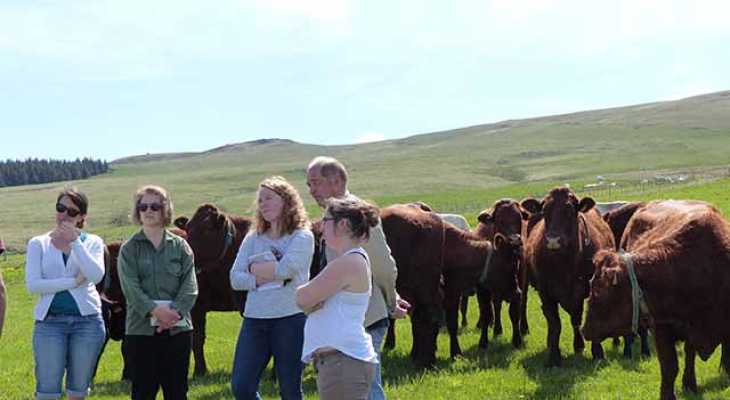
[1,0,729,162]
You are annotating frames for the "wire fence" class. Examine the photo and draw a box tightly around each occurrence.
[416,166,730,215]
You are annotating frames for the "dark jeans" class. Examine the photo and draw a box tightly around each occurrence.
[231,313,306,400]
[126,330,193,400]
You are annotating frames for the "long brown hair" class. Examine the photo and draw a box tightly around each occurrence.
[254,176,309,236]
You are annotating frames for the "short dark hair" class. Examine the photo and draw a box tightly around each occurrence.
[325,198,380,241]
[57,186,89,229]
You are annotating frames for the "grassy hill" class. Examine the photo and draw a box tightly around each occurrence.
[1,91,729,251]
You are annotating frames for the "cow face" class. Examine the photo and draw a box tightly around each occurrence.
[492,199,526,242]
[540,187,595,252]
[476,199,527,242]
[489,233,523,296]
[582,251,633,341]
[184,204,233,272]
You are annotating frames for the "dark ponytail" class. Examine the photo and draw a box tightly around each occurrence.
[325,198,380,241]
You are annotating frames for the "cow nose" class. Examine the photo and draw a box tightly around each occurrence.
[546,236,561,250]
[509,234,522,246]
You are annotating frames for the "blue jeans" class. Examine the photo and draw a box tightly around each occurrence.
[231,313,306,400]
[33,314,106,399]
[366,319,389,400]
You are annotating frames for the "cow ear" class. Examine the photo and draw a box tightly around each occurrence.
[578,197,596,213]
[217,214,227,227]
[494,233,507,250]
[478,210,493,224]
[521,197,542,214]
[173,216,189,230]
[603,212,611,222]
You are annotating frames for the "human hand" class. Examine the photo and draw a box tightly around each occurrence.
[255,275,274,286]
[57,220,79,242]
[75,271,87,286]
[393,298,411,319]
[302,301,324,315]
[151,306,180,332]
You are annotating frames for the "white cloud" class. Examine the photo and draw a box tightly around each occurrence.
[355,132,385,144]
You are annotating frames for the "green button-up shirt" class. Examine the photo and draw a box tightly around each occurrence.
[118,229,198,336]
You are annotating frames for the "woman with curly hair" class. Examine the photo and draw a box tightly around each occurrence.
[230,176,314,400]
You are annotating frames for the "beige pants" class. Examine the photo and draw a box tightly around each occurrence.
[314,351,376,400]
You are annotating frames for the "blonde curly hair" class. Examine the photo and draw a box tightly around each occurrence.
[254,176,309,235]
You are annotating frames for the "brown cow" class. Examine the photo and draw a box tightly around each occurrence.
[177,204,251,376]
[602,201,651,358]
[602,201,646,250]
[522,187,614,367]
[583,200,730,400]
[473,199,530,340]
[381,204,523,367]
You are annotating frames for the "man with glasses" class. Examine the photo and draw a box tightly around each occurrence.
[306,156,409,400]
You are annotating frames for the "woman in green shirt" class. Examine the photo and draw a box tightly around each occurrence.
[118,185,198,400]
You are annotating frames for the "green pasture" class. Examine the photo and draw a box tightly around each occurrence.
[2,93,730,253]
[2,179,730,399]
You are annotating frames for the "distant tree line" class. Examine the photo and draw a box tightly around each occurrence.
[0,158,109,188]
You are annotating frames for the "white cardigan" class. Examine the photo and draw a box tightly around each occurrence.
[25,232,106,321]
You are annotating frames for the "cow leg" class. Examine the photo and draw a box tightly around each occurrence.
[477,286,493,351]
[720,339,730,376]
[541,299,562,367]
[423,319,440,368]
[460,295,469,328]
[519,283,530,336]
[622,333,635,359]
[493,299,504,336]
[654,326,679,400]
[445,299,462,358]
[409,306,421,363]
[568,307,586,355]
[640,328,651,358]
[384,318,396,350]
[191,306,208,376]
[508,294,523,349]
[682,342,698,393]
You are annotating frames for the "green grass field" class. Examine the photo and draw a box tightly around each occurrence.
[3,91,730,398]
[2,179,730,399]
[2,91,730,253]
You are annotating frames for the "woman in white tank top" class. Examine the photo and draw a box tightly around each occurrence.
[296,198,382,400]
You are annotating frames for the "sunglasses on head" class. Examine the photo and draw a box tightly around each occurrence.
[56,203,81,217]
[138,203,164,212]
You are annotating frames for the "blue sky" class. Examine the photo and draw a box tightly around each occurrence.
[2,0,729,161]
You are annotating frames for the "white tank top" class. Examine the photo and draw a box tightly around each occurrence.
[301,247,378,364]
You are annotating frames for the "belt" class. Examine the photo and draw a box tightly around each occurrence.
[312,349,341,363]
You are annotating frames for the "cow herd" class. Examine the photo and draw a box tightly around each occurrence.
[94,187,730,400]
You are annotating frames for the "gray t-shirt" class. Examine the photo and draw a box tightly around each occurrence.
[230,228,314,318]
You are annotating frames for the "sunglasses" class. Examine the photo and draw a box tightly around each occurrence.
[138,203,164,212]
[56,203,81,217]
[322,216,336,223]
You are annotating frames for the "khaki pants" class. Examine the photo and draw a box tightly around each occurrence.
[314,351,376,400]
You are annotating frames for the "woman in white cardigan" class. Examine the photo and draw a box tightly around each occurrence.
[25,187,106,400]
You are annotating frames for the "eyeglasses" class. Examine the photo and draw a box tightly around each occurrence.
[138,203,164,212]
[56,203,81,217]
